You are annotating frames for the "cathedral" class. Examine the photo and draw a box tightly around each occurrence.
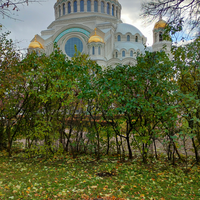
[28,0,171,67]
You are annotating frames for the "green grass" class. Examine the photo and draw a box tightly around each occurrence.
[0,151,200,200]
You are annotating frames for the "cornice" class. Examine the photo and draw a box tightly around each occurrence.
[48,15,120,29]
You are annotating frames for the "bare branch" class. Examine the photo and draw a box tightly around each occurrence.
[142,0,200,38]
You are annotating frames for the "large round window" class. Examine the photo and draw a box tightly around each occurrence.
[65,37,83,57]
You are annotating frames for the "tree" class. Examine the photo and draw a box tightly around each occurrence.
[0,32,36,156]
[142,0,200,38]
[173,37,200,163]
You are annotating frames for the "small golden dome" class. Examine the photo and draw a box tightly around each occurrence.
[154,17,167,30]
[88,28,104,43]
[28,36,44,49]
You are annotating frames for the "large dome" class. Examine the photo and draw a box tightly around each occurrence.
[116,23,143,36]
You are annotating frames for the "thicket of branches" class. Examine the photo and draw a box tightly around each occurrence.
[0,0,41,19]
[0,32,199,165]
[142,0,200,38]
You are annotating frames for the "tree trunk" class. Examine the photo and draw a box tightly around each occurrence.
[126,135,132,159]
[192,137,199,163]
[7,127,12,157]
[106,132,110,155]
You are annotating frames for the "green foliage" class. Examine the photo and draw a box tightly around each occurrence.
[1,32,199,165]
[173,37,200,162]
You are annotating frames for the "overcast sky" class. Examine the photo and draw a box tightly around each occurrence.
[1,0,156,51]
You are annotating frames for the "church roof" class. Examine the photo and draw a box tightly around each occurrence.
[116,23,143,36]
[88,28,104,43]
[154,18,167,29]
[28,36,44,49]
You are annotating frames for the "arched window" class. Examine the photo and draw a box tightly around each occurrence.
[116,52,118,58]
[94,0,98,12]
[130,50,133,57]
[80,0,84,12]
[135,36,138,42]
[101,1,104,13]
[127,35,130,41]
[117,35,121,41]
[159,32,163,41]
[74,1,77,12]
[87,0,91,12]
[59,5,61,17]
[63,4,65,15]
[112,5,114,16]
[122,51,125,57]
[92,46,95,55]
[116,7,118,17]
[98,46,101,55]
[68,2,71,13]
[107,3,110,14]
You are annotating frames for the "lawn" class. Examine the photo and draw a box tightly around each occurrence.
[0,151,199,200]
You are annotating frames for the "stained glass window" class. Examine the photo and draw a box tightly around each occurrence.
[63,4,65,15]
[87,0,91,12]
[101,1,104,13]
[112,5,114,16]
[92,46,95,55]
[94,0,98,12]
[74,1,77,12]
[80,0,84,12]
[117,35,121,41]
[59,5,61,17]
[107,3,110,14]
[68,2,71,13]
[65,37,83,57]
[159,32,163,41]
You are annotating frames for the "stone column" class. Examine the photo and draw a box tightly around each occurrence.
[114,5,116,17]
[104,1,106,14]
[91,0,94,12]
[71,1,74,13]
[84,0,87,12]
[98,1,101,13]
[77,0,80,12]
[55,7,57,19]
[61,4,63,16]
[118,8,120,19]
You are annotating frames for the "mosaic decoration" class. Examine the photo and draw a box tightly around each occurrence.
[54,28,90,43]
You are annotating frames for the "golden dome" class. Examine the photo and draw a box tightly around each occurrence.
[28,36,44,49]
[88,28,104,43]
[154,17,167,30]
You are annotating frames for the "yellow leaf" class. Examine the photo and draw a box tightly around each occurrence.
[140,194,145,197]
[133,185,137,188]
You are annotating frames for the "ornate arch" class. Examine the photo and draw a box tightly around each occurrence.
[54,27,91,43]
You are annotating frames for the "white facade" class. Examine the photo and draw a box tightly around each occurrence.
[28,0,171,67]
